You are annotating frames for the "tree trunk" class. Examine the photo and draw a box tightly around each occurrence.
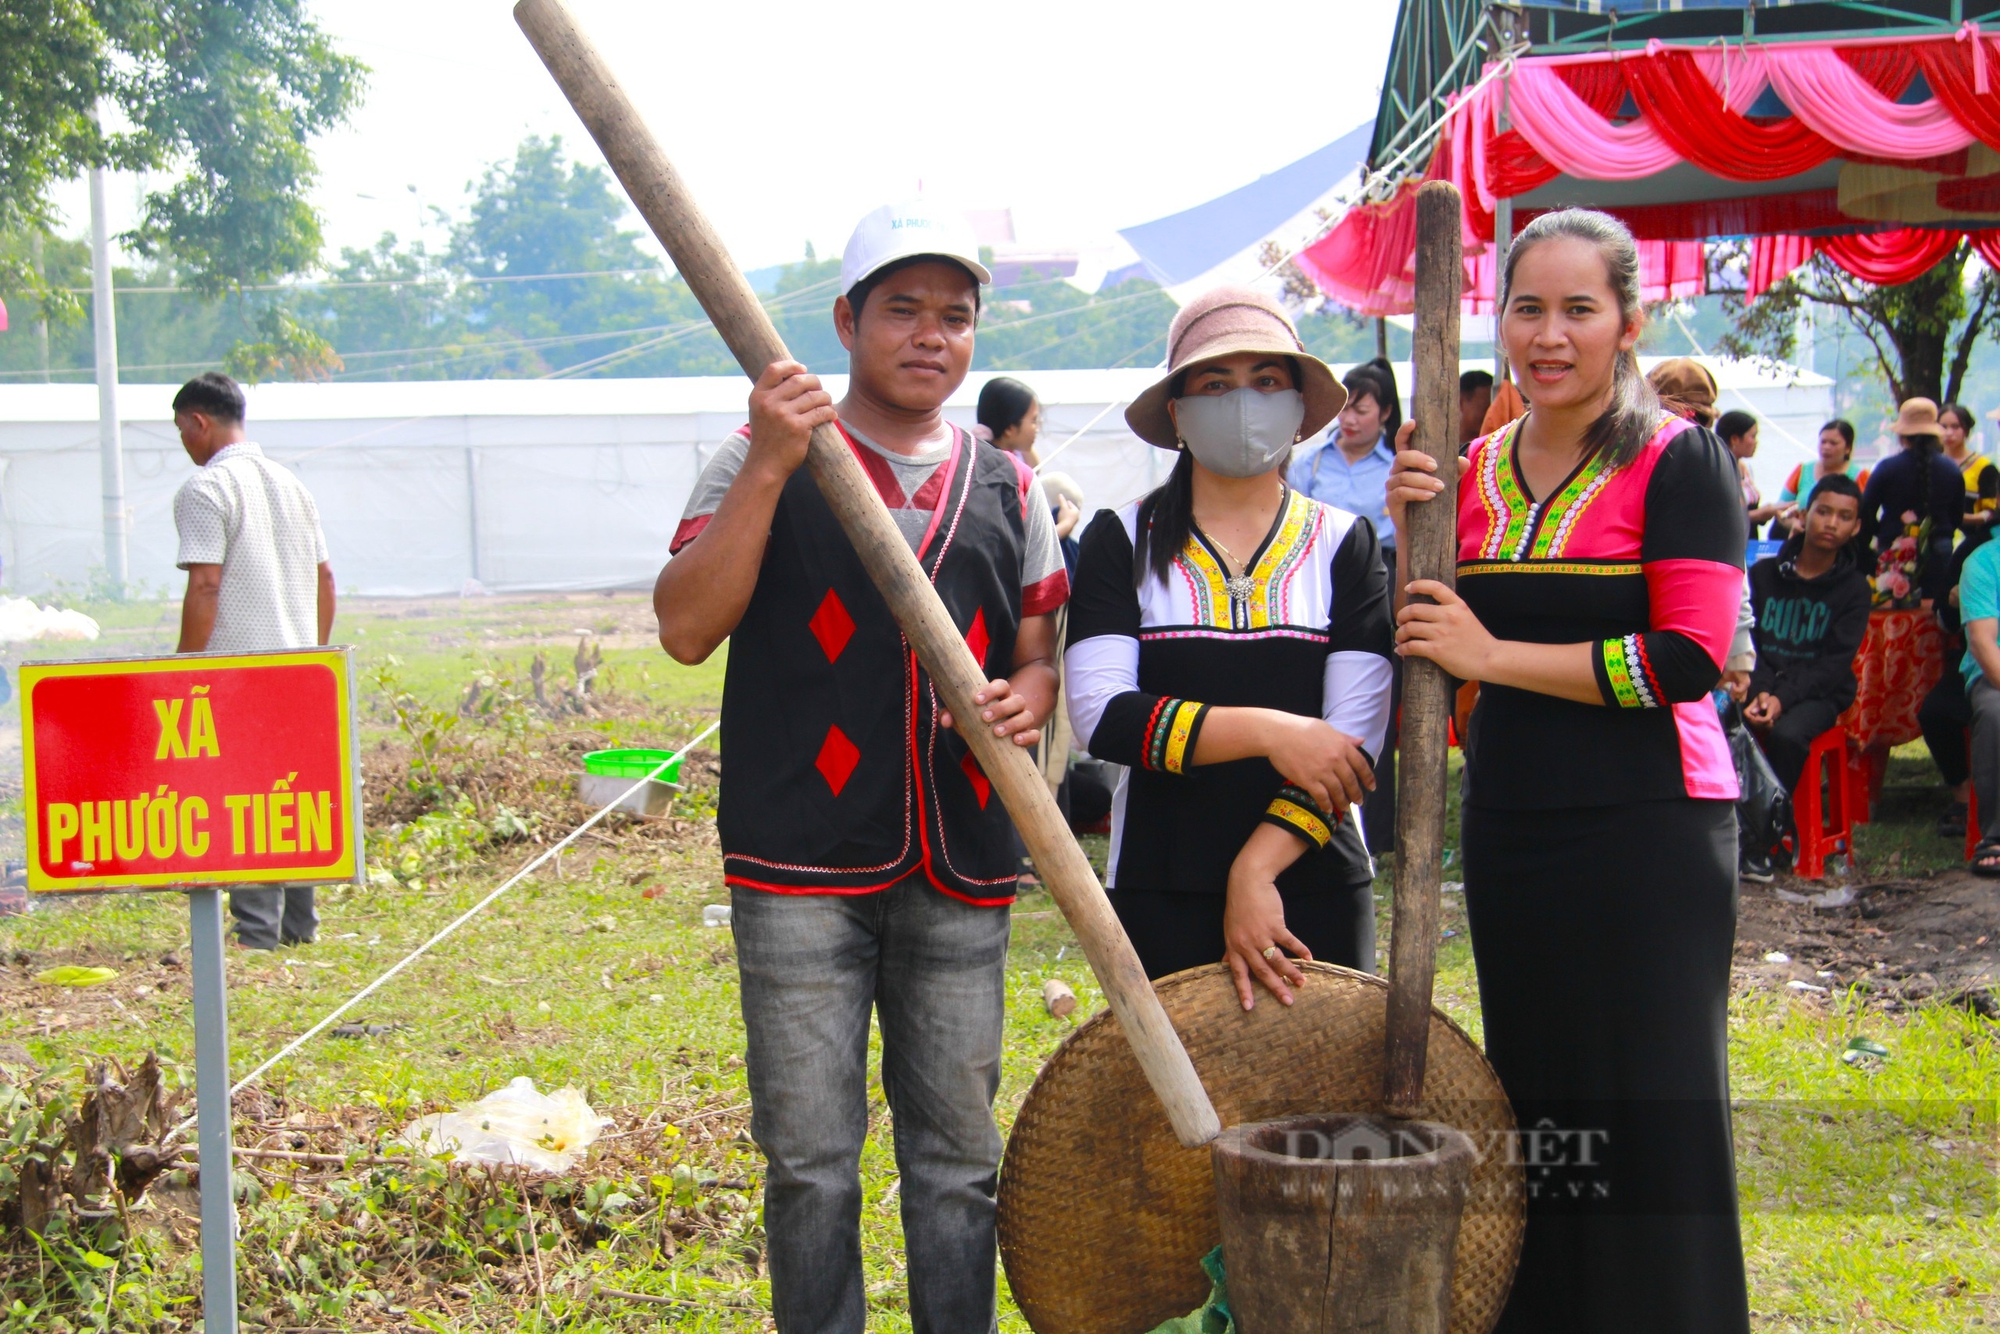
[1893,324,1945,404]
[1888,252,1966,404]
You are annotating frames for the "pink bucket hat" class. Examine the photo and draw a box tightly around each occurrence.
[1125,287,1344,449]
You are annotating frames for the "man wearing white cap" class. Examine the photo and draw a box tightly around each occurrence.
[655,199,1068,1332]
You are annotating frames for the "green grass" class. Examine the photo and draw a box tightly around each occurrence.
[0,594,1996,1331]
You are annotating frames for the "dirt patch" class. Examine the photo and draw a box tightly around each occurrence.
[1735,872,2000,1011]
[0,945,192,1041]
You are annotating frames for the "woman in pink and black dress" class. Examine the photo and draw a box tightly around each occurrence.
[1388,209,1750,1333]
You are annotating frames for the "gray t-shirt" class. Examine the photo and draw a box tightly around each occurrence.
[173,442,329,653]
[673,422,1069,615]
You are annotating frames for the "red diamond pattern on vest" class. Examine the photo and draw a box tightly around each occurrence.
[960,752,991,809]
[816,725,861,797]
[963,608,989,670]
[808,588,855,663]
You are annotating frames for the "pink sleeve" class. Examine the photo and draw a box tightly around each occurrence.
[1644,558,1742,670]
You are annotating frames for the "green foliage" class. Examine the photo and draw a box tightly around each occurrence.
[0,3,123,234]
[1714,242,2000,405]
[0,0,365,304]
[976,273,1180,372]
[0,215,87,352]
[0,1067,175,1333]
[370,657,466,804]
[1295,303,1412,365]
[2,598,1996,1329]
[120,1,366,295]
[4,134,1190,384]
[424,136,728,379]
[221,301,341,383]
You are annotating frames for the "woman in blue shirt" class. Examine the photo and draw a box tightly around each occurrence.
[1287,360,1401,548]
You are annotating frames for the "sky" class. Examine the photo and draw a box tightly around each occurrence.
[59,0,1397,275]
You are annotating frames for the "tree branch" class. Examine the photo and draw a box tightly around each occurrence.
[1946,275,1998,406]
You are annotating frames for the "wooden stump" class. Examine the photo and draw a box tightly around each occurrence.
[1212,1113,1476,1334]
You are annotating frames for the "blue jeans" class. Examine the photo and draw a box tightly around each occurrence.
[731,876,1009,1334]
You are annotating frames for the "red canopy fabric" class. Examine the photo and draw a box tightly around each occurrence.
[1840,45,1919,99]
[1309,31,2000,316]
[1622,47,1837,181]
[1746,228,1973,299]
[1915,31,2000,148]
[1747,235,1818,297]
[1295,180,1422,316]
[1974,229,2000,271]
[1822,228,1965,284]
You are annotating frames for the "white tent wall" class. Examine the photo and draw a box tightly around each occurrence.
[0,359,1829,599]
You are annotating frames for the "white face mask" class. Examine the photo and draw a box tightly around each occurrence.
[1173,387,1306,479]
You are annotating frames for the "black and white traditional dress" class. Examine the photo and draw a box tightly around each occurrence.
[1063,486,1394,976]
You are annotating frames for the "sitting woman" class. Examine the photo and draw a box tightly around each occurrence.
[1721,409,1785,538]
[1064,287,1392,1011]
[1776,419,1867,533]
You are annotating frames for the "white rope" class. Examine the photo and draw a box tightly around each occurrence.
[1028,183,1409,476]
[171,720,720,1136]
[1032,396,1130,473]
[1027,206,1379,476]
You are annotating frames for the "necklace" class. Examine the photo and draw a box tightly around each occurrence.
[1201,529,1258,604]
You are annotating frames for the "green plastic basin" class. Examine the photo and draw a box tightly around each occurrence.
[581,748,682,783]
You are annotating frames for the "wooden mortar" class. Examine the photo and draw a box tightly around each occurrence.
[1213,1113,1476,1333]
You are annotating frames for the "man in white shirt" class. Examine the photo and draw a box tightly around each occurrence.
[171,372,336,949]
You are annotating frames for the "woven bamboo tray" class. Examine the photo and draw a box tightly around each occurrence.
[998,962,1523,1333]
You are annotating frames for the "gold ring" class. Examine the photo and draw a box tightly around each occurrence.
[1261,945,1282,961]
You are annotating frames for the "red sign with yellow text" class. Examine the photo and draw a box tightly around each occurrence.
[22,649,360,892]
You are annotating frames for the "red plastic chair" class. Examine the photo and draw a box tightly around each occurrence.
[1789,727,1860,880]
[1968,781,1981,863]
[1845,743,1874,826]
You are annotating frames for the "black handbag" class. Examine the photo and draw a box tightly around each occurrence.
[1724,700,1792,860]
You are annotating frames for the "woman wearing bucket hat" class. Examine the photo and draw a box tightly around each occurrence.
[1386,209,1750,1332]
[1064,287,1394,1011]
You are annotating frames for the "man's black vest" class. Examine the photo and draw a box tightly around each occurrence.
[719,425,1029,905]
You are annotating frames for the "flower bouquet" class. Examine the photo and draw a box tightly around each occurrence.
[1869,510,1929,609]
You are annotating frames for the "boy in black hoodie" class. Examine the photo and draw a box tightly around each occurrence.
[1746,474,1871,794]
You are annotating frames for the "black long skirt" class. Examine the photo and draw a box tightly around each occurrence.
[1108,879,1376,980]
[1460,798,1750,1334]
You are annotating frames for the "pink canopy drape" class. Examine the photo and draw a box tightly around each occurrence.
[1486,35,1997,192]
[1304,30,2000,317]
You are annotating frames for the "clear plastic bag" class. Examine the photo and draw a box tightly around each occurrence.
[399,1077,610,1172]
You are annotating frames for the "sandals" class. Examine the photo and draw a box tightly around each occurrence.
[1971,838,2000,878]
[1939,802,1969,839]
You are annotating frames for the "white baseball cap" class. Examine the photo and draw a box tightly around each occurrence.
[839,199,992,296]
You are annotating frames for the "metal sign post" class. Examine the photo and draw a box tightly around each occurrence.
[187,888,239,1334]
[20,647,363,1334]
